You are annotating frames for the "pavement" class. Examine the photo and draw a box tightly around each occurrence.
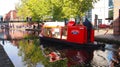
[95,29,120,44]
[0,44,14,67]
[95,29,113,36]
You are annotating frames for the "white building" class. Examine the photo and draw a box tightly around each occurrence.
[85,0,113,25]
[92,0,109,24]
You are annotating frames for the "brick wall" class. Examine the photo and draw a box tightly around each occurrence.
[4,10,18,21]
[113,0,120,35]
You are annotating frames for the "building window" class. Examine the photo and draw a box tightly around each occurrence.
[85,10,92,22]
[109,0,113,9]
[98,19,102,24]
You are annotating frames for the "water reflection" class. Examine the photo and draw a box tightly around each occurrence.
[40,44,96,67]
[18,39,67,67]
[0,28,120,67]
[18,39,43,67]
[0,28,38,40]
[40,43,120,67]
[1,38,120,67]
[42,46,94,67]
[0,41,26,67]
[106,45,120,67]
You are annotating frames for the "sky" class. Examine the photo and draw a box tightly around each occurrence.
[0,0,19,16]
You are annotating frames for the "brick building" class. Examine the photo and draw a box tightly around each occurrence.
[4,10,18,21]
[113,0,120,35]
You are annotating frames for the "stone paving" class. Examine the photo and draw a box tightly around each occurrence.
[95,29,113,36]
[0,44,14,67]
[95,29,120,44]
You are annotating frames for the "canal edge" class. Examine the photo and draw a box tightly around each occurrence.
[0,44,14,67]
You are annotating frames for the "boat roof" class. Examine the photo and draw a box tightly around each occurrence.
[43,22,65,28]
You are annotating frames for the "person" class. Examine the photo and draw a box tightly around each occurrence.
[1,17,3,21]
[83,18,93,42]
[39,23,44,37]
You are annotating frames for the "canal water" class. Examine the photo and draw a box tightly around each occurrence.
[0,28,120,67]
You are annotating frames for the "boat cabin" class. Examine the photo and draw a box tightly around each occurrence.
[40,21,94,44]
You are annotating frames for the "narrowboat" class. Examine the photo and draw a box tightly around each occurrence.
[39,20,105,49]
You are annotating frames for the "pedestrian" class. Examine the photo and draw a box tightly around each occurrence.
[83,18,93,42]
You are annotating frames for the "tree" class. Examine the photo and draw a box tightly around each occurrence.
[16,0,99,21]
[109,9,113,18]
[62,0,99,22]
[49,0,64,21]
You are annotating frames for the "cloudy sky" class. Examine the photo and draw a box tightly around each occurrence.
[0,0,19,16]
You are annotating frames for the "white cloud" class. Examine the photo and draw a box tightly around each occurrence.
[0,0,19,16]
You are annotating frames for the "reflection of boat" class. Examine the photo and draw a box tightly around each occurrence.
[40,21,105,49]
[40,44,94,67]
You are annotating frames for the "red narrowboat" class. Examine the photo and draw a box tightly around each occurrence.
[39,21,104,49]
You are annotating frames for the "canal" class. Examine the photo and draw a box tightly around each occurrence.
[0,27,120,67]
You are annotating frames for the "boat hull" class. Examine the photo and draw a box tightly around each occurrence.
[39,36,105,50]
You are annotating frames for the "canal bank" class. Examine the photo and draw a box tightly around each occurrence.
[95,29,120,44]
[0,44,14,67]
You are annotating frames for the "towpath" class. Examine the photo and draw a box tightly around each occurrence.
[95,29,120,44]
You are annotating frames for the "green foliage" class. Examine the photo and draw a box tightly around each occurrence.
[62,0,97,18]
[16,0,99,21]
[24,34,38,39]
[43,60,67,67]
[18,39,45,67]
[18,37,67,67]
[109,9,113,18]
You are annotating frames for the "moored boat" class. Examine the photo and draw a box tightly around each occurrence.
[39,21,105,49]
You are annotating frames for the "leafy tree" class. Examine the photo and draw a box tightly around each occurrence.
[62,0,99,22]
[109,9,113,18]
[16,0,99,21]
[49,0,64,21]
[16,0,31,20]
